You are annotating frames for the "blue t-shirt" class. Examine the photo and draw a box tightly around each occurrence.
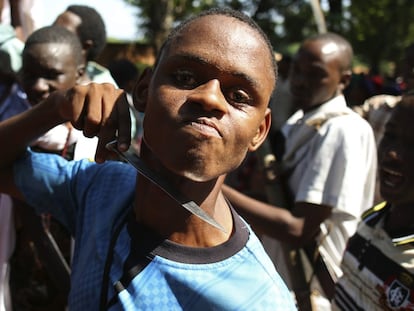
[14,150,296,310]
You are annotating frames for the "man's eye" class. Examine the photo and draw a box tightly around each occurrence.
[173,70,197,88]
[44,71,61,80]
[227,89,252,105]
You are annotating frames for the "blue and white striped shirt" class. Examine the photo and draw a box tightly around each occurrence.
[15,150,296,310]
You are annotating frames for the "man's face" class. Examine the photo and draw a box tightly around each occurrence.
[289,40,343,111]
[139,15,274,182]
[21,42,80,105]
[378,100,414,204]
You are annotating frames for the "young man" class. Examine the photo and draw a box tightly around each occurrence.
[333,94,414,310]
[53,5,117,85]
[21,25,88,158]
[6,25,86,309]
[223,32,377,308]
[0,8,296,310]
[353,43,414,204]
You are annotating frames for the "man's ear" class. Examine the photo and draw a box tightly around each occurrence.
[133,67,153,112]
[82,39,93,53]
[248,108,272,152]
[75,64,86,83]
[339,69,352,91]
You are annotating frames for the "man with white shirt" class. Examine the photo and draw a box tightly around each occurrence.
[223,32,377,310]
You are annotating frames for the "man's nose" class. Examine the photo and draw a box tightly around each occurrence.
[32,77,50,92]
[187,79,228,113]
[384,145,402,161]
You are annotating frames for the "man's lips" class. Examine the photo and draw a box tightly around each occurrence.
[380,166,404,188]
[187,119,222,138]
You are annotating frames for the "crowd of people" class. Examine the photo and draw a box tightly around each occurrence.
[0,3,413,311]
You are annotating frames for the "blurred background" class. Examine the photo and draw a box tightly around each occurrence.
[4,0,414,83]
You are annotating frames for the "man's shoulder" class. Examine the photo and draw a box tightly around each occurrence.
[323,107,372,131]
[306,104,371,134]
[17,151,136,189]
[363,94,401,109]
[361,201,388,225]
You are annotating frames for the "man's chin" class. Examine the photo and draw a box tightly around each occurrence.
[178,168,219,183]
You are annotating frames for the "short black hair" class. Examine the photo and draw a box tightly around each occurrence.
[23,25,83,65]
[155,7,278,92]
[66,5,107,61]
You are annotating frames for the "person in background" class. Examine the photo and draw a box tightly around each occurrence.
[223,32,377,310]
[0,24,26,119]
[333,94,414,310]
[8,25,86,310]
[0,0,41,41]
[54,6,142,159]
[53,4,117,85]
[53,5,124,160]
[355,43,414,146]
[354,43,414,205]
[0,8,296,310]
[0,16,26,311]
[0,23,23,73]
[22,26,87,158]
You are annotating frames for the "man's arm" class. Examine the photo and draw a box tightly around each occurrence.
[222,184,332,247]
[0,83,131,197]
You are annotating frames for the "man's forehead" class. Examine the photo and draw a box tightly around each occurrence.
[298,40,342,65]
[182,24,267,67]
[24,43,75,66]
[168,15,269,65]
[321,42,340,55]
[26,42,70,53]
[174,15,251,43]
[156,14,275,96]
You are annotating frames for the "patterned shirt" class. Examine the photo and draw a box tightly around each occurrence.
[14,150,297,310]
[334,202,414,310]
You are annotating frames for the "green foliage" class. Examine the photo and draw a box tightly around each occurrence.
[344,0,414,71]
[124,0,319,55]
[124,0,414,72]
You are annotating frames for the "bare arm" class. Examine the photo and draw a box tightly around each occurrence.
[0,83,131,198]
[9,0,24,41]
[222,184,332,247]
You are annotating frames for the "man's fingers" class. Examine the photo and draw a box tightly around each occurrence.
[95,89,131,163]
[52,86,85,126]
[82,84,104,137]
[57,83,132,162]
[114,92,132,151]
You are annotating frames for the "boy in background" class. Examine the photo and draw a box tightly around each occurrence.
[334,94,414,310]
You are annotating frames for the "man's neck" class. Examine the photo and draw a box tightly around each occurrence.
[384,203,414,237]
[133,173,232,247]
